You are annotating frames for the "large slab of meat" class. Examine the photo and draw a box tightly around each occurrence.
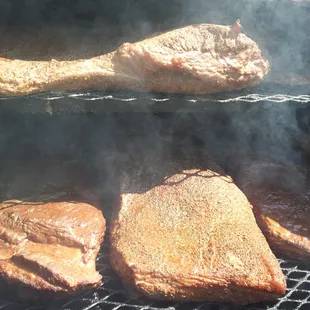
[0,200,106,298]
[235,161,310,262]
[110,164,286,305]
[0,21,269,96]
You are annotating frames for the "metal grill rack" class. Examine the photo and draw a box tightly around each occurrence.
[1,89,310,310]
[0,233,309,310]
[1,82,310,114]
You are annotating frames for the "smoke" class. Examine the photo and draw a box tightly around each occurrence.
[0,3,310,309]
[1,0,308,69]
[0,0,309,205]
[177,0,310,74]
[0,0,309,70]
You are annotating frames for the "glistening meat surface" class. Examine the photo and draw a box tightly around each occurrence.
[0,21,269,96]
[0,200,106,298]
[235,161,310,262]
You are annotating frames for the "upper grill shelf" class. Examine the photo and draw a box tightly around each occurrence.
[1,82,310,114]
[0,0,310,104]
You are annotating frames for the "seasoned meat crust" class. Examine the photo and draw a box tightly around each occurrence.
[0,22,269,96]
[235,161,310,262]
[110,167,286,305]
[0,200,106,298]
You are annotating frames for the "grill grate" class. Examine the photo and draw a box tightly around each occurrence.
[0,88,310,309]
[1,86,310,114]
[2,92,310,104]
[1,235,309,310]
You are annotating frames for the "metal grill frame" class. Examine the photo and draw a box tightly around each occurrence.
[0,91,310,310]
[1,235,309,310]
[1,86,310,114]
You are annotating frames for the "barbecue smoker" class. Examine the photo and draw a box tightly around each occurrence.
[1,1,310,310]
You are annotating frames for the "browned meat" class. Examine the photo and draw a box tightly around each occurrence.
[235,161,310,262]
[110,167,286,305]
[0,21,269,96]
[0,200,106,298]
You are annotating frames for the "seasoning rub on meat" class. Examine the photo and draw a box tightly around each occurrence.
[0,21,269,96]
[110,165,285,305]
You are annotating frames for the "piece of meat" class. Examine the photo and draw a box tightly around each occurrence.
[234,161,310,262]
[0,200,106,298]
[0,21,269,96]
[110,165,286,305]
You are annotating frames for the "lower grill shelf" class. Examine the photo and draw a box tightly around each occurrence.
[0,92,309,310]
[1,236,309,310]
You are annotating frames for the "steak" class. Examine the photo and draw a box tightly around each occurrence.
[234,161,310,262]
[0,200,106,298]
[0,21,269,96]
[110,165,286,305]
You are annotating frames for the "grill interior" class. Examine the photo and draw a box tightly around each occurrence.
[1,1,310,309]
[1,93,310,310]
